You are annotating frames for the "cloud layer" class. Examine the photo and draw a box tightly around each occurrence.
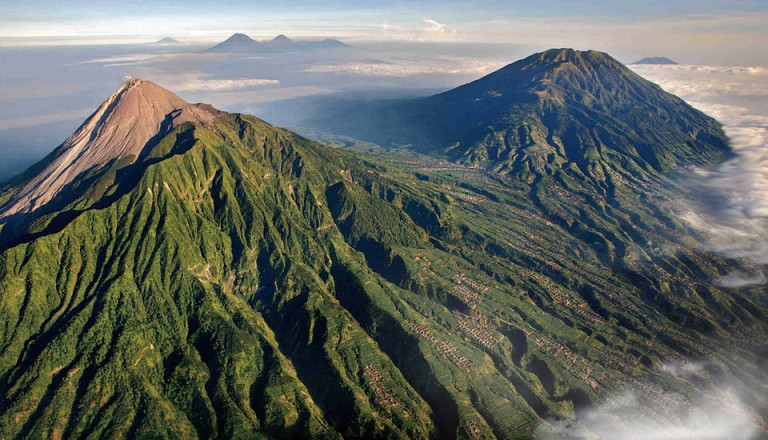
[537,359,762,440]
[632,64,768,282]
[170,77,280,92]
[305,57,504,77]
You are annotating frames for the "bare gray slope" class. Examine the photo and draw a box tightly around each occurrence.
[0,79,216,217]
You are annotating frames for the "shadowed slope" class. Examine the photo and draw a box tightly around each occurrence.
[307,48,729,178]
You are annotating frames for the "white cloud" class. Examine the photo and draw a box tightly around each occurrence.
[537,359,762,440]
[83,53,159,67]
[632,64,768,99]
[147,73,279,93]
[422,19,446,32]
[714,271,767,288]
[173,78,280,92]
[0,82,109,102]
[419,18,459,40]
[175,85,334,107]
[631,64,768,275]
[80,52,236,68]
[305,57,504,77]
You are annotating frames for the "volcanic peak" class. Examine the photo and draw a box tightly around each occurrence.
[0,79,217,217]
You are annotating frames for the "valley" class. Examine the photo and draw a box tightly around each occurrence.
[0,49,765,440]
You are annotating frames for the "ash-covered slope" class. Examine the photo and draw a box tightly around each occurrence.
[0,79,216,218]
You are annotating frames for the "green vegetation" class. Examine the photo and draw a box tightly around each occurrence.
[307,49,730,179]
[0,51,766,439]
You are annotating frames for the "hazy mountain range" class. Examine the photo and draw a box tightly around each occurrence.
[206,33,350,53]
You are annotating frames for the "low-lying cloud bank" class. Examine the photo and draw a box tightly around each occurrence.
[305,56,505,77]
[714,270,767,288]
[0,107,93,131]
[537,359,764,439]
[632,64,768,284]
[84,53,159,67]
[141,73,280,94]
[170,77,280,92]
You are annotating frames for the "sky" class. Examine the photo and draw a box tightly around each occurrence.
[1,0,767,65]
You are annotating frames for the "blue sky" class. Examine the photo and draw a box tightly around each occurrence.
[0,0,766,65]
[2,0,766,17]
[1,0,766,39]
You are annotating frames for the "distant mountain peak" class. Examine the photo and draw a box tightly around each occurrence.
[116,78,197,106]
[226,33,257,43]
[0,79,217,218]
[631,56,678,65]
[537,47,585,62]
[429,48,727,171]
[153,37,180,45]
[271,34,292,43]
[541,48,603,60]
[446,48,634,103]
[207,33,349,53]
[316,38,350,48]
[205,33,261,52]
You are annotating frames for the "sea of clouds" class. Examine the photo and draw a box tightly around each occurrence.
[537,358,764,440]
[631,64,768,286]
[304,56,504,77]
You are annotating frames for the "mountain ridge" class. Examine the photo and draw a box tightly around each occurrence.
[206,33,350,53]
[0,59,765,439]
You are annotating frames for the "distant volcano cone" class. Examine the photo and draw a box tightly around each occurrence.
[205,33,261,52]
[271,34,292,44]
[631,56,677,65]
[154,37,180,45]
[224,33,257,44]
